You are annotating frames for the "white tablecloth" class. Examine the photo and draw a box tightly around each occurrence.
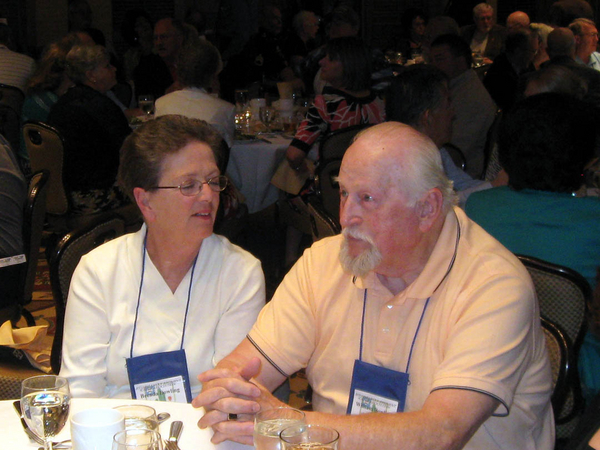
[1,397,252,449]
[227,135,291,214]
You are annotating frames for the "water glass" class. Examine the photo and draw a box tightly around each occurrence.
[21,375,71,450]
[138,94,155,115]
[260,106,276,132]
[113,405,158,431]
[112,428,163,450]
[254,407,306,450]
[280,424,340,450]
[235,89,250,112]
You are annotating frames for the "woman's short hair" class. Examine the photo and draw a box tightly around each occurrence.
[325,36,372,91]
[118,115,224,201]
[121,8,153,47]
[401,8,428,33]
[177,40,222,89]
[499,93,597,192]
[65,44,109,84]
[473,3,493,18]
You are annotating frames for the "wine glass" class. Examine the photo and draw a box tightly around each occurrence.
[138,94,155,116]
[21,375,71,450]
[260,106,275,132]
[112,428,163,449]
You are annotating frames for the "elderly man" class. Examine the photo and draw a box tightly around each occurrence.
[154,40,235,146]
[460,3,506,62]
[193,121,554,449]
[431,34,497,178]
[133,17,184,99]
[506,11,530,31]
[569,18,600,71]
[284,10,320,68]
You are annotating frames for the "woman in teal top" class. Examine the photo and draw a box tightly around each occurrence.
[465,93,600,404]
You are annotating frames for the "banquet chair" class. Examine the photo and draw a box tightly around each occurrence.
[0,170,49,327]
[0,84,24,154]
[517,254,592,442]
[306,197,340,242]
[23,120,141,237]
[315,124,371,222]
[443,143,466,171]
[481,109,502,180]
[541,317,570,415]
[49,214,126,374]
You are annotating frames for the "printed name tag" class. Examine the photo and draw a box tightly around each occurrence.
[350,389,400,414]
[134,375,187,402]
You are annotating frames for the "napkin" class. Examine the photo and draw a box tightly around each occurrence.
[0,320,52,372]
[271,158,315,195]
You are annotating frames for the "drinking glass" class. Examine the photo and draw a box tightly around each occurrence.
[254,407,306,450]
[21,375,71,450]
[280,424,340,450]
[138,94,155,116]
[112,428,163,450]
[260,106,275,132]
[235,89,250,112]
[113,405,158,431]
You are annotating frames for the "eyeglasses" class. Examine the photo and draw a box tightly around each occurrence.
[150,175,228,196]
[582,32,599,37]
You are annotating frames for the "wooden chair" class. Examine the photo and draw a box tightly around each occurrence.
[49,215,126,374]
[518,255,592,442]
[23,120,141,236]
[541,317,571,415]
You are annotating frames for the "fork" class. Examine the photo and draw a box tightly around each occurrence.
[164,420,183,450]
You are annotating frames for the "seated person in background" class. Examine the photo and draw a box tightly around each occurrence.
[569,18,600,71]
[47,45,131,215]
[154,41,235,147]
[285,37,385,172]
[386,65,504,206]
[506,11,530,31]
[0,135,25,258]
[284,10,320,72]
[194,121,554,450]
[397,8,428,61]
[460,3,506,63]
[483,28,538,111]
[0,23,36,93]
[421,15,460,63]
[430,34,497,178]
[530,22,554,69]
[120,9,154,86]
[464,93,600,404]
[60,115,265,399]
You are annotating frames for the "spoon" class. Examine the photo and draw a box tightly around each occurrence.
[158,412,171,424]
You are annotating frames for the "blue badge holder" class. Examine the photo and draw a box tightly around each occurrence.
[126,349,193,403]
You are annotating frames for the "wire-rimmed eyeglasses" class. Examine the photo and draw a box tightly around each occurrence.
[150,175,228,196]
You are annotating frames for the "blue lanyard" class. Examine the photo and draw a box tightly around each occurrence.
[359,290,430,373]
[357,210,462,373]
[129,231,198,358]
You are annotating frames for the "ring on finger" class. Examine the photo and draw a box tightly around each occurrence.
[228,413,238,421]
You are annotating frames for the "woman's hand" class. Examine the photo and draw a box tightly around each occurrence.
[286,145,308,173]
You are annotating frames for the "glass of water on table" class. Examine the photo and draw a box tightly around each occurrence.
[254,407,306,450]
[113,405,158,430]
[21,375,71,450]
[138,94,155,116]
[280,424,340,450]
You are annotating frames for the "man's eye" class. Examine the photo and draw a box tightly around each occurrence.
[339,189,348,198]
[362,194,373,202]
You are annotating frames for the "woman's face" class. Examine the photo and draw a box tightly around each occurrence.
[319,54,344,87]
[145,141,220,242]
[134,16,153,43]
[88,56,117,93]
[411,16,426,37]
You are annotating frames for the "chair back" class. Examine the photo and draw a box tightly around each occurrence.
[481,108,502,180]
[541,317,570,414]
[49,215,125,374]
[518,254,592,441]
[23,121,70,215]
[22,171,49,311]
[307,197,341,242]
[443,143,467,171]
[315,124,371,221]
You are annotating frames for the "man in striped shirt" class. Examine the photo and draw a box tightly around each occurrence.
[0,23,35,93]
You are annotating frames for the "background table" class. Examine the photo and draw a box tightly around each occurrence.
[1,397,252,449]
[227,135,291,214]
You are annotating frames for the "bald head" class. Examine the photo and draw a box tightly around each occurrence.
[547,27,576,59]
[507,11,530,30]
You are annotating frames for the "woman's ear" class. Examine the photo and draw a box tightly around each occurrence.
[133,187,155,222]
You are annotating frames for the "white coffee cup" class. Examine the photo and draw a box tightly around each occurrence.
[71,408,125,450]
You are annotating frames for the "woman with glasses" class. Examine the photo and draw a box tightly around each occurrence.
[59,115,265,400]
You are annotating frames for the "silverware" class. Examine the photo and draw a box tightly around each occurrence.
[157,412,171,424]
[164,420,183,450]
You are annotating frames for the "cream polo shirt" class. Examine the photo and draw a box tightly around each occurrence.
[249,206,554,450]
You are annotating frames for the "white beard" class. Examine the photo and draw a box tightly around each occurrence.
[339,227,382,278]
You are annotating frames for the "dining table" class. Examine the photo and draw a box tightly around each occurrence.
[226,134,292,214]
[1,397,252,449]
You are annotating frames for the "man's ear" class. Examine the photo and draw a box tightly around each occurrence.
[133,187,155,222]
[416,188,444,232]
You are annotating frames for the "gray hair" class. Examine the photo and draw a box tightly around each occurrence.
[530,22,554,46]
[177,40,222,89]
[473,3,493,18]
[65,44,108,84]
[356,123,457,213]
[569,18,596,35]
